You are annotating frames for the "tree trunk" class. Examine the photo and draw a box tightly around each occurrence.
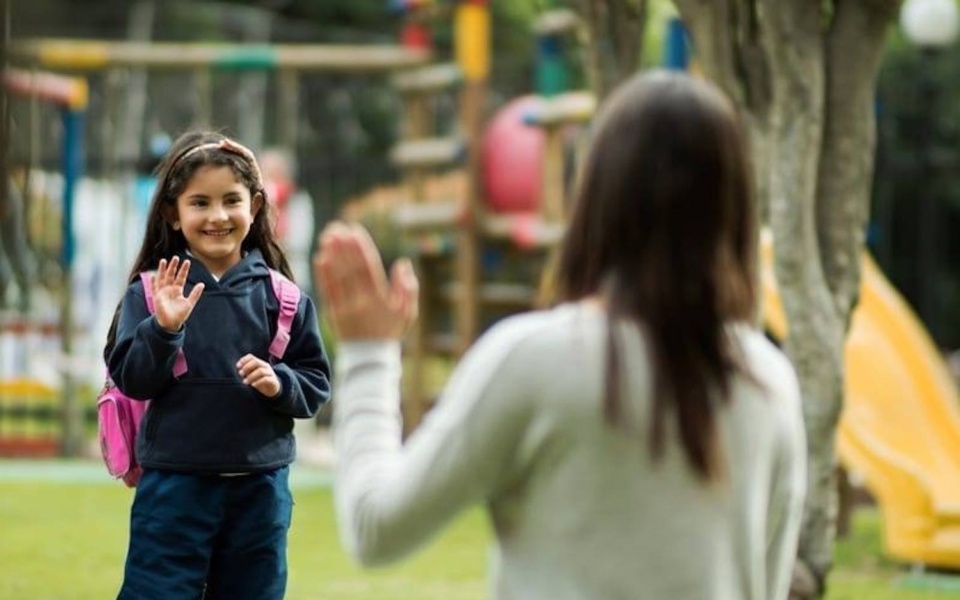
[672,1,900,597]
[574,0,648,99]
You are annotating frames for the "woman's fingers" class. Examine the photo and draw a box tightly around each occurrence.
[322,227,379,303]
[336,230,376,300]
[390,258,419,322]
[351,223,389,292]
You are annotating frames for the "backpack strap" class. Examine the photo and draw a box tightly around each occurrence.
[268,269,301,362]
[139,271,188,377]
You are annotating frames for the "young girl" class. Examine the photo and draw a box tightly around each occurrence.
[103,130,332,599]
[316,71,806,600]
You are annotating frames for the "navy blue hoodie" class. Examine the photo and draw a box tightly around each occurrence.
[107,250,332,473]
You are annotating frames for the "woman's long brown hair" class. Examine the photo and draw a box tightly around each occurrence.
[557,71,758,481]
[103,130,294,360]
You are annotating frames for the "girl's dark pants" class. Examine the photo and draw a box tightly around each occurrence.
[117,466,293,600]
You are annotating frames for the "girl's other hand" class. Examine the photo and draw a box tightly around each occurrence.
[152,257,204,333]
[237,354,281,398]
[313,222,419,341]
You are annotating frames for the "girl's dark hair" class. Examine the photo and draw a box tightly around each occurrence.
[557,71,758,481]
[103,130,294,360]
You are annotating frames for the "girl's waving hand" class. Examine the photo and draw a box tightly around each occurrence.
[151,256,205,333]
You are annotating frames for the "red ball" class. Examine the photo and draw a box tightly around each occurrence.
[481,95,545,213]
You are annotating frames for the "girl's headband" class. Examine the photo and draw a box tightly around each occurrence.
[173,138,264,190]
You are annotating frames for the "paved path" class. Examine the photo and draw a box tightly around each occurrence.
[0,458,333,488]
[0,428,337,488]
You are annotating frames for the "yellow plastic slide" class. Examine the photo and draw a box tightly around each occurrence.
[763,237,960,569]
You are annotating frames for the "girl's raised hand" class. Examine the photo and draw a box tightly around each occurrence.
[151,257,205,333]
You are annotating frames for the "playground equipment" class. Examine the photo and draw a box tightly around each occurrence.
[0,68,88,456]
[385,3,596,431]
[9,37,430,149]
[385,7,960,569]
[481,95,544,213]
[5,36,432,456]
[761,233,960,570]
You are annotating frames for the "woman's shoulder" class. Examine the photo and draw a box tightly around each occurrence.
[731,325,803,412]
[483,302,600,338]
[468,302,604,363]
[730,324,790,367]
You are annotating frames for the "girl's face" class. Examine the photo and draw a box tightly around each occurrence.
[170,165,262,278]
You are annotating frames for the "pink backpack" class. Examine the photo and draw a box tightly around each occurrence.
[97,269,301,487]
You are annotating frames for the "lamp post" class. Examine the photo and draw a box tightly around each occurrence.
[900,0,959,340]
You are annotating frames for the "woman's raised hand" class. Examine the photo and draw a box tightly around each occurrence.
[151,256,205,333]
[314,222,419,341]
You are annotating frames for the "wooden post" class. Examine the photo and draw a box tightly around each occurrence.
[453,0,489,354]
[533,10,574,224]
[59,106,84,457]
[193,67,212,128]
[277,69,299,150]
[236,6,272,150]
[401,91,431,436]
[540,124,566,223]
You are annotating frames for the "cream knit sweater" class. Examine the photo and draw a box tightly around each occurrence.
[333,302,806,600]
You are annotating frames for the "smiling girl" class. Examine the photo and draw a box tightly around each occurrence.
[103,131,332,599]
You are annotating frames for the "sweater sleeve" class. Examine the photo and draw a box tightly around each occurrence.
[268,294,332,418]
[333,324,532,567]
[765,368,808,600]
[107,282,184,400]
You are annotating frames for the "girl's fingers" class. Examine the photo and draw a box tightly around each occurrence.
[176,259,191,287]
[238,359,276,389]
[245,368,271,386]
[155,259,168,286]
[165,256,180,284]
[236,354,267,376]
[186,282,205,307]
[156,256,177,288]
[236,353,255,372]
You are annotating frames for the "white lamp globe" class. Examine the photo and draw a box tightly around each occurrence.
[901,0,960,48]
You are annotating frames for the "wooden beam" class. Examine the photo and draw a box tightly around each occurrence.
[522,91,596,127]
[390,137,465,169]
[10,39,431,72]
[3,68,88,109]
[392,63,461,94]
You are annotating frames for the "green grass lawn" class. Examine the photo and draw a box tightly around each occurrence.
[1,460,959,599]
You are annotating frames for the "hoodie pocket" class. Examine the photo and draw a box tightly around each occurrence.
[144,379,293,469]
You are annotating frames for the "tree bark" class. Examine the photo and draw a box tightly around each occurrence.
[574,0,647,99]
[672,1,900,597]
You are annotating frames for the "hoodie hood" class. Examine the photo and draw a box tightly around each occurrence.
[179,248,271,291]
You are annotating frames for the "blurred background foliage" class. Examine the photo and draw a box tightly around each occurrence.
[10,0,960,349]
[11,0,540,226]
[873,28,960,349]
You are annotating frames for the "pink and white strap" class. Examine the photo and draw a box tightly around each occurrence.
[268,270,301,361]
